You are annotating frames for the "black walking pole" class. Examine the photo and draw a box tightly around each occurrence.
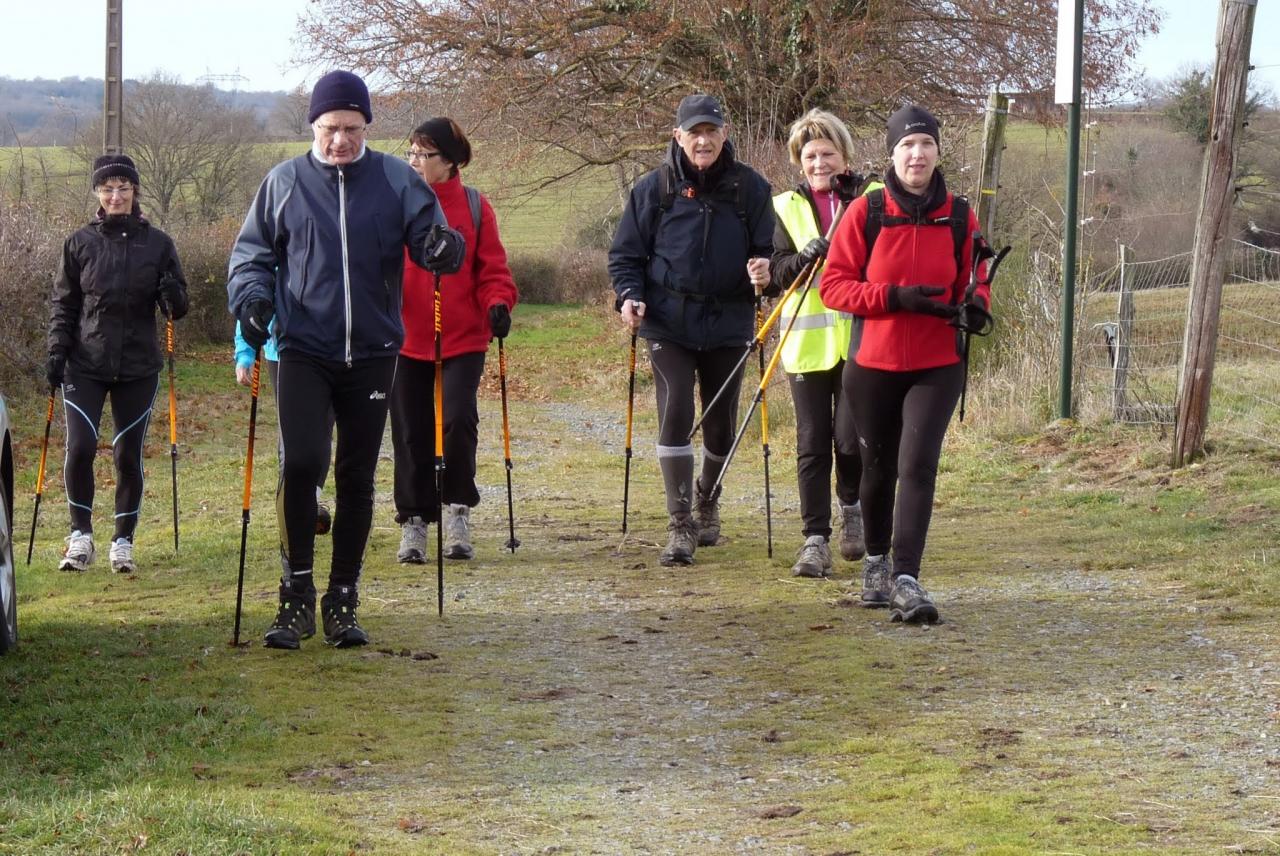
[25,388,56,565]
[166,318,180,552]
[621,333,638,535]
[433,271,445,616]
[952,244,1007,421]
[232,352,262,647]
[497,336,519,552]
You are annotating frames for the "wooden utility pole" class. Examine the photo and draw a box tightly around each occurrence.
[103,0,123,154]
[1172,0,1257,466]
[976,90,1009,239]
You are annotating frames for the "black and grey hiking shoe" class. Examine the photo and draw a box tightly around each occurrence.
[321,585,369,648]
[837,501,866,561]
[694,482,721,547]
[660,513,698,566]
[315,503,332,536]
[791,534,833,578]
[857,553,892,607]
[888,575,939,624]
[264,578,316,650]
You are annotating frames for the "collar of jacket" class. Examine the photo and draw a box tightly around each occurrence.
[666,137,736,191]
[429,170,466,202]
[308,141,370,172]
[93,210,146,235]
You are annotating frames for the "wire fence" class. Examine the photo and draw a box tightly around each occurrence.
[1080,240,1280,448]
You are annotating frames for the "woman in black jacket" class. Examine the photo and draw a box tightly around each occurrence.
[47,154,189,573]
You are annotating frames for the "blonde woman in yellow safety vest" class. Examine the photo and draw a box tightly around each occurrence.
[768,109,880,578]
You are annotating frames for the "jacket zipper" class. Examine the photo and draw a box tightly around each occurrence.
[338,166,353,367]
[116,227,129,381]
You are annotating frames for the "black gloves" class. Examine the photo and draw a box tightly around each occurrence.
[829,172,864,204]
[886,285,958,319]
[798,237,830,265]
[422,224,466,275]
[158,272,182,318]
[238,298,274,351]
[952,300,994,335]
[46,352,67,389]
[488,304,512,340]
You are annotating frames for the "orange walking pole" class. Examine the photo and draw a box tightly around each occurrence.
[497,337,519,552]
[755,300,773,558]
[231,353,262,647]
[25,389,56,565]
[433,272,446,616]
[166,319,180,552]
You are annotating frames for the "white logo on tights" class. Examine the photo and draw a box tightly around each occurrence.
[369,390,387,400]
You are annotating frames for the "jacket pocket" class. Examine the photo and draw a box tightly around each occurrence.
[291,217,315,306]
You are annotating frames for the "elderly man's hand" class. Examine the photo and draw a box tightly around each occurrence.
[621,298,646,332]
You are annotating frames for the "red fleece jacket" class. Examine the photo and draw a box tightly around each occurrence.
[819,191,989,372]
[401,174,519,361]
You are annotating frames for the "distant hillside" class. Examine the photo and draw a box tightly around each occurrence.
[0,77,288,146]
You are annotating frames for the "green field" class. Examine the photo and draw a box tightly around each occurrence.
[0,305,1278,853]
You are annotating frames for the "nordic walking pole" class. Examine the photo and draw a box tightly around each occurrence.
[687,201,849,441]
[433,271,445,617]
[755,298,773,558]
[712,260,827,499]
[621,333,638,535]
[497,336,519,552]
[166,318,180,552]
[25,387,56,565]
[232,351,262,647]
[953,244,1008,421]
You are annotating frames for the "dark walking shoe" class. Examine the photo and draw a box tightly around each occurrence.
[660,513,698,566]
[694,482,721,547]
[888,575,940,624]
[321,585,369,648]
[858,553,892,608]
[837,502,866,561]
[315,503,332,536]
[264,578,316,650]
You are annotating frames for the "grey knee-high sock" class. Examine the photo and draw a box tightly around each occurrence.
[657,444,696,516]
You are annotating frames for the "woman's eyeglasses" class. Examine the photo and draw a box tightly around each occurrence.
[96,185,134,197]
[406,150,443,163]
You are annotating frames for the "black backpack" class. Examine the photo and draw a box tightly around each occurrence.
[862,188,971,287]
[649,160,750,250]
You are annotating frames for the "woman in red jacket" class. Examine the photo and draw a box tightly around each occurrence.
[393,117,519,563]
[819,105,990,624]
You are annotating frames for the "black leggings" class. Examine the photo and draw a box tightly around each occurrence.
[62,371,159,540]
[266,359,332,489]
[275,351,396,589]
[786,360,860,538]
[845,361,963,578]
[389,351,486,523]
[648,338,747,485]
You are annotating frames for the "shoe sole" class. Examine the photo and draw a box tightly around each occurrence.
[858,596,890,609]
[264,634,305,650]
[111,564,136,574]
[325,631,369,648]
[696,535,719,547]
[444,546,474,560]
[792,565,830,578]
[398,552,426,564]
[659,554,694,567]
[59,559,91,572]
[889,603,939,623]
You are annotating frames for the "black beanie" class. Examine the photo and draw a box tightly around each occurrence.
[413,117,471,169]
[886,105,941,153]
[308,70,373,124]
[91,154,140,188]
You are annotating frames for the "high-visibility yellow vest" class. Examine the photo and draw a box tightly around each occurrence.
[772,190,853,373]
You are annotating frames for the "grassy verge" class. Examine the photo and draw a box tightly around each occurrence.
[1,305,1277,854]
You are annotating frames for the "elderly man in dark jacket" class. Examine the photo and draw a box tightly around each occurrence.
[609,93,774,566]
[228,70,464,650]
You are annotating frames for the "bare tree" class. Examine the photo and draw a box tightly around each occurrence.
[299,0,1160,195]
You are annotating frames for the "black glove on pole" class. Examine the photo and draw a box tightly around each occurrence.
[45,353,66,389]
[158,272,181,318]
[798,237,830,265]
[488,304,511,340]
[238,299,274,351]
[423,224,466,275]
[887,285,959,319]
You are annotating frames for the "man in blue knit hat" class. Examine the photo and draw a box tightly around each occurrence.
[228,69,466,650]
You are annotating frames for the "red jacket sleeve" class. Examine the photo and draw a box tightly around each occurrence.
[472,194,518,313]
[819,196,892,317]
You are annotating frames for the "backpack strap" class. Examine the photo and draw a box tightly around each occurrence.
[463,185,482,253]
[863,188,971,279]
[863,188,885,260]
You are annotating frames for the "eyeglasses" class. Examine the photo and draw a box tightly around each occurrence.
[96,185,134,197]
[315,122,367,137]
[406,150,443,163]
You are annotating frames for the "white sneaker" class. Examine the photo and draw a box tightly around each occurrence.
[397,516,428,564]
[108,537,136,573]
[444,504,474,560]
[59,530,96,572]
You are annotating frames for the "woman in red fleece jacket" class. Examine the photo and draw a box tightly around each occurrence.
[393,117,519,563]
[819,105,991,625]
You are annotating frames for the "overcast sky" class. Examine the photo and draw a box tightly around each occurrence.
[1,0,1276,95]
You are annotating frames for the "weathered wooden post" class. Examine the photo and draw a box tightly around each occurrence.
[976,90,1009,240]
[1172,0,1258,466]
[103,0,123,155]
[1114,244,1133,420]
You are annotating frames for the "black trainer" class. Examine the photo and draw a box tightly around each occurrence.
[858,554,892,608]
[888,575,939,624]
[321,585,369,648]
[264,578,316,650]
[315,504,332,536]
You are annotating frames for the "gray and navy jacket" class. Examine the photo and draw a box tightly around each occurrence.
[608,139,774,351]
[227,145,446,365]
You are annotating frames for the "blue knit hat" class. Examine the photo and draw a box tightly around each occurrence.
[308,70,372,124]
